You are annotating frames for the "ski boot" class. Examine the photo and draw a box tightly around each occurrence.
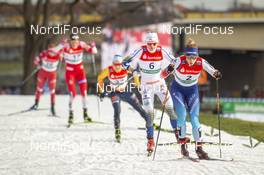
[147,138,155,155]
[179,138,189,157]
[175,129,190,144]
[68,110,74,127]
[51,103,56,116]
[174,129,180,142]
[83,108,92,123]
[115,128,121,143]
[196,143,209,159]
[30,99,39,110]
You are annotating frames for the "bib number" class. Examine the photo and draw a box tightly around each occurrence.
[186,75,192,80]
[149,62,154,69]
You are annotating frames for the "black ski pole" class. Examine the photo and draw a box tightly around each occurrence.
[153,88,170,161]
[91,54,101,119]
[20,67,40,87]
[216,79,222,158]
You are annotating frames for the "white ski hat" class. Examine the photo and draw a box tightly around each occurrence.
[113,55,123,64]
[145,32,159,43]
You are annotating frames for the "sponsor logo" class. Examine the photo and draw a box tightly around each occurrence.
[180,67,185,73]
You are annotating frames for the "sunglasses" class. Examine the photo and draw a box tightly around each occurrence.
[113,63,122,66]
[147,43,157,46]
[186,55,198,60]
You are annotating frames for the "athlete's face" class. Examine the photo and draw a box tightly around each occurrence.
[47,44,56,56]
[186,55,198,66]
[147,42,158,53]
[70,39,79,49]
[113,63,122,73]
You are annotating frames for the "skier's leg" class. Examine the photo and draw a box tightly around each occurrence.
[48,72,57,104]
[170,82,190,156]
[170,81,187,140]
[66,71,76,123]
[31,70,46,109]
[141,86,155,123]
[77,70,91,121]
[110,93,121,142]
[156,80,177,130]
[186,85,208,159]
[141,86,156,152]
[186,89,201,142]
[120,92,153,139]
[48,72,57,115]
[110,94,121,129]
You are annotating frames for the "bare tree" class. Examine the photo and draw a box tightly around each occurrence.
[1,0,176,94]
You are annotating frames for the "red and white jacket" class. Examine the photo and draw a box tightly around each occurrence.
[128,45,174,85]
[54,41,97,71]
[173,55,216,87]
[34,49,62,72]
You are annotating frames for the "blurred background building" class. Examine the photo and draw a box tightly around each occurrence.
[0,0,263,102]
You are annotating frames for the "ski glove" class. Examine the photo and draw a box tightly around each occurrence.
[122,61,130,70]
[213,70,222,79]
[99,92,106,101]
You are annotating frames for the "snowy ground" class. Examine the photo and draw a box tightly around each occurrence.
[0,95,263,175]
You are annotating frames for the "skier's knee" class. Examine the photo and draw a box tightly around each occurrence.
[190,116,200,129]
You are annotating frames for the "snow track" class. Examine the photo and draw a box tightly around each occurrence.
[0,95,263,175]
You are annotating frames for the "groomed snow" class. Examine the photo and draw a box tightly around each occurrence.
[0,95,263,175]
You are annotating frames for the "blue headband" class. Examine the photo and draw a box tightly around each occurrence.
[185,48,198,56]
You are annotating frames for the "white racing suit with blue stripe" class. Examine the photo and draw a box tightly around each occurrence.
[170,55,216,141]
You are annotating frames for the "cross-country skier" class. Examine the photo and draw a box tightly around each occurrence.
[30,43,62,116]
[161,38,222,159]
[122,32,178,152]
[54,34,98,125]
[97,55,154,148]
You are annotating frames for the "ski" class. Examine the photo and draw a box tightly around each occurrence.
[48,114,60,118]
[200,157,234,162]
[179,156,200,162]
[158,141,232,146]
[138,126,172,133]
[66,120,110,128]
[75,121,110,125]
[67,123,72,128]
[7,108,48,116]
[138,126,191,135]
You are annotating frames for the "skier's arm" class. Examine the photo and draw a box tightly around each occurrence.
[52,39,67,53]
[128,70,140,87]
[162,48,177,68]
[80,41,98,54]
[122,48,142,72]
[97,68,109,93]
[160,57,181,79]
[34,51,45,67]
[202,59,222,79]
[34,56,41,66]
